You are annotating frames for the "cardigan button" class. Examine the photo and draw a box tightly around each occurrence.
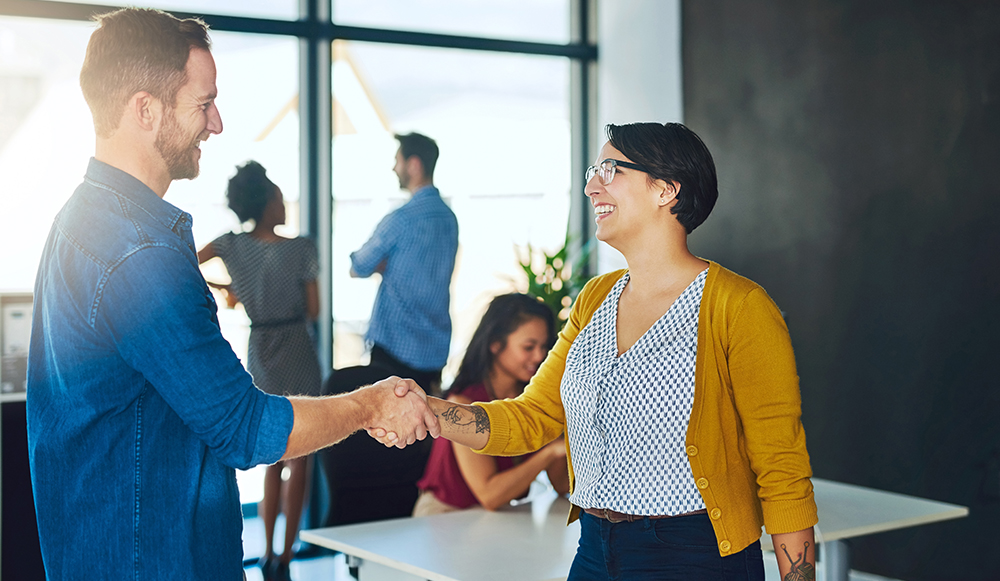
[696,478,709,489]
[710,508,722,520]
[686,445,698,457]
[719,540,732,553]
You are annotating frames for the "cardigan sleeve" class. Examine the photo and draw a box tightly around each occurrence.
[728,287,818,534]
[475,271,623,458]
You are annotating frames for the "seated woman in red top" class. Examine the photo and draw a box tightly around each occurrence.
[413,293,570,515]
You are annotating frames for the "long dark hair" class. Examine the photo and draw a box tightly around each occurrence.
[447,293,556,398]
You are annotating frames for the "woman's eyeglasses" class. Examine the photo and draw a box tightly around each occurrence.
[585,159,650,186]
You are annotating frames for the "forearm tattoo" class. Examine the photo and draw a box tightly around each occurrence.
[439,404,491,434]
[471,406,490,434]
[780,542,815,581]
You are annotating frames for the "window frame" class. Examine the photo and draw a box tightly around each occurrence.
[0,0,598,369]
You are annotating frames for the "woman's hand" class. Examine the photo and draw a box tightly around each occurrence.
[542,437,567,461]
[542,437,570,495]
[206,281,239,308]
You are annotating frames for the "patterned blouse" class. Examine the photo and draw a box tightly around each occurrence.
[562,269,708,516]
[209,232,321,397]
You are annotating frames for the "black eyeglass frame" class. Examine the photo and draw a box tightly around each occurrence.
[585,158,651,185]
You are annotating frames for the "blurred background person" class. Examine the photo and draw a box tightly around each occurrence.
[348,132,458,396]
[198,161,321,581]
[413,293,569,516]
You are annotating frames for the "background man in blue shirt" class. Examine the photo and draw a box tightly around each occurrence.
[26,9,438,580]
[349,133,460,395]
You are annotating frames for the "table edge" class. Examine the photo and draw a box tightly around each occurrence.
[300,529,462,581]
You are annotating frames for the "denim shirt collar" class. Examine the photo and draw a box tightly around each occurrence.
[84,158,191,235]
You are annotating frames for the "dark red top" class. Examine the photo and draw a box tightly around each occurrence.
[416,383,527,509]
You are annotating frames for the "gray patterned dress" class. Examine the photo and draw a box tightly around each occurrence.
[211,232,322,396]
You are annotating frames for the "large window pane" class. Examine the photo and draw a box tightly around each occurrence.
[330,41,572,376]
[181,31,301,373]
[155,32,300,510]
[333,0,571,44]
[0,16,94,294]
[34,0,298,21]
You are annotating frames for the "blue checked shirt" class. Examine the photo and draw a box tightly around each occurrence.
[350,185,458,371]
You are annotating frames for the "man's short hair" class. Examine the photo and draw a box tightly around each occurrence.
[395,132,439,180]
[80,8,211,138]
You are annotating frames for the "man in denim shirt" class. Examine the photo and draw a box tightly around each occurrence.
[27,9,438,580]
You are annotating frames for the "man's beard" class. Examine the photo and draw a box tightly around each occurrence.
[155,109,199,181]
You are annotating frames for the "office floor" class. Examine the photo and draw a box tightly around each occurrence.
[243,514,350,581]
[242,515,902,581]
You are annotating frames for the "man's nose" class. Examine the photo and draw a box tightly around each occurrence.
[207,104,223,135]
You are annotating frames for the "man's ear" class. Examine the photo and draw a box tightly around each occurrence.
[656,180,681,207]
[127,91,161,132]
[407,155,424,180]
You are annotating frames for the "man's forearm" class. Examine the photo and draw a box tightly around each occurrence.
[427,397,490,450]
[281,394,368,460]
[284,378,439,459]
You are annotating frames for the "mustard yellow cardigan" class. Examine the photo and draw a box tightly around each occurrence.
[475,261,818,556]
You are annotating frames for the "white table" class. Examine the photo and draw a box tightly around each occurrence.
[301,478,968,581]
[301,491,577,581]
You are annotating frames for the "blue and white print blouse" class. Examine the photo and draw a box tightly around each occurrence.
[562,269,709,516]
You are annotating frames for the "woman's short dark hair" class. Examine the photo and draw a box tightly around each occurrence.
[226,161,276,224]
[605,122,719,233]
[447,293,556,398]
[395,132,439,180]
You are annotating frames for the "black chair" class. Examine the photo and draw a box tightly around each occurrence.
[319,364,433,527]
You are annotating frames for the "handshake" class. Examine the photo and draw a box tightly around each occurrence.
[357,376,441,448]
[355,376,491,451]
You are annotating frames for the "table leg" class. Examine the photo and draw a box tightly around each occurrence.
[346,554,362,580]
[822,540,850,581]
[342,554,428,581]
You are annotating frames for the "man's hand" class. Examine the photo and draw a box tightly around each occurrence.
[359,377,440,448]
[368,383,491,451]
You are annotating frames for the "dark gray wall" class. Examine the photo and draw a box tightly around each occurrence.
[683,1,1000,578]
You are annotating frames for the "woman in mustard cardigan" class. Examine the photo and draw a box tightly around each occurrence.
[374,122,818,580]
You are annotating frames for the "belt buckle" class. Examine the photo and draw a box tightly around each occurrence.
[603,508,626,524]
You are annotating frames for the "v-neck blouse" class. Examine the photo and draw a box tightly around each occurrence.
[562,269,709,515]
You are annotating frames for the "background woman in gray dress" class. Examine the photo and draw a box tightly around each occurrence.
[198,161,322,581]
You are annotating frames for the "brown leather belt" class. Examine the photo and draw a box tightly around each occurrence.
[583,507,708,524]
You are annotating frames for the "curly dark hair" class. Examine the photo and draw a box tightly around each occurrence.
[447,293,556,398]
[605,122,719,233]
[226,160,276,223]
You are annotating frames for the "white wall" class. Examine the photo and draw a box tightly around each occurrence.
[595,0,683,273]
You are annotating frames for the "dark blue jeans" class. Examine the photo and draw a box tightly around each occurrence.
[567,511,765,581]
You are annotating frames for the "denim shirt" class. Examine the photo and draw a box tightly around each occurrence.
[350,185,458,371]
[27,159,294,580]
